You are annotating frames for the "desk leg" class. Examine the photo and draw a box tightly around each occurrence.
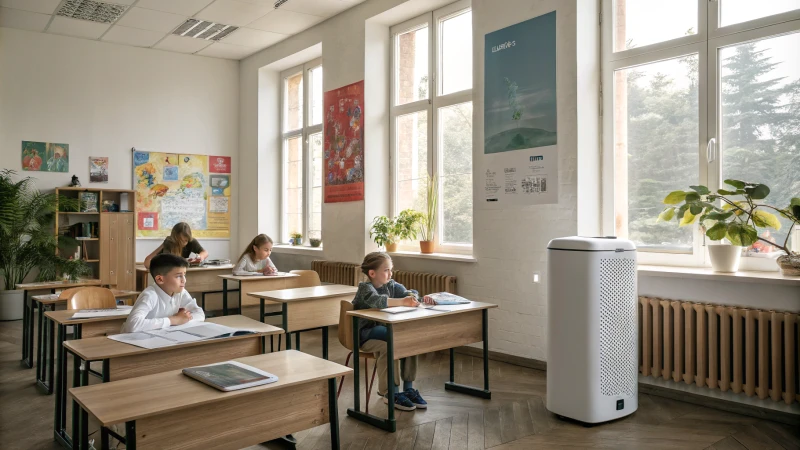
[71,354,81,450]
[296,332,301,351]
[47,309,55,393]
[322,327,329,360]
[36,300,45,382]
[222,279,228,316]
[21,290,29,364]
[126,421,137,450]
[23,292,35,368]
[54,324,71,449]
[328,377,340,450]
[347,319,397,432]
[282,304,292,350]
[37,304,55,394]
[101,427,109,450]
[443,309,491,399]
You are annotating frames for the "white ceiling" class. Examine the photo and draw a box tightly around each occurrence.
[0,0,366,60]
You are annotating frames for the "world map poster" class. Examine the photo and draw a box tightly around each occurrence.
[323,80,364,203]
[133,151,231,238]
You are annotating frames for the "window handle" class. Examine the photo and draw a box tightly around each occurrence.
[706,138,716,163]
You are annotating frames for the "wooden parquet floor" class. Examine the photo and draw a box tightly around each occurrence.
[1,318,798,450]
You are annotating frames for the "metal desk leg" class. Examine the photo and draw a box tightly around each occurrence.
[282,304,292,350]
[322,326,329,360]
[71,354,81,449]
[222,279,228,316]
[346,318,397,432]
[37,300,45,381]
[37,304,55,394]
[21,289,29,364]
[444,309,491,399]
[328,378,340,450]
[54,324,71,449]
[126,421,137,450]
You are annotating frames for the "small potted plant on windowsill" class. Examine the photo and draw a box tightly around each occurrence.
[658,179,800,275]
[309,238,322,248]
[418,173,438,254]
[289,232,303,246]
[369,209,421,252]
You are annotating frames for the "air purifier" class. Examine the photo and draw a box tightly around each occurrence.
[546,236,638,423]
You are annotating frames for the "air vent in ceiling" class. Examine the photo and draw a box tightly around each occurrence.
[172,19,238,41]
[57,0,128,24]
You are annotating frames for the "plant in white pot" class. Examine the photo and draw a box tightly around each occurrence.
[0,170,91,320]
[658,179,800,274]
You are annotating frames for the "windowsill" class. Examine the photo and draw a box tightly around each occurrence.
[272,244,324,256]
[638,265,800,286]
[387,250,477,263]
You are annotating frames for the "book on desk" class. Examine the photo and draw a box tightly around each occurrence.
[183,360,278,391]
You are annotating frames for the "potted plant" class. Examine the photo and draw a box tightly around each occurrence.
[309,238,322,248]
[0,170,91,320]
[418,173,438,254]
[290,232,303,246]
[658,179,800,275]
[370,215,396,251]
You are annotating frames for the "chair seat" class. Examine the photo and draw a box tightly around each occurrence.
[358,351,377,359]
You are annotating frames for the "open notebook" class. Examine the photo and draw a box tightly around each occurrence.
[183,361,278,391]
[108,322,256,349]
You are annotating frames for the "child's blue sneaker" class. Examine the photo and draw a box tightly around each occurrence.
[383,392,416,411]
[404,388,427,409]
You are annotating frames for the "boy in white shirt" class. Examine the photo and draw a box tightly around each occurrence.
[122,253,205,333]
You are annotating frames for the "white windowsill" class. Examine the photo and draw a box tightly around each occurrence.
[272,244,324,256]
[638,265,800,287]
[388,250,477,263]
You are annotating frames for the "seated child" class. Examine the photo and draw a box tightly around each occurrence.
[233,234,278,276]
[352,252,431,411]
[122,253,205,333]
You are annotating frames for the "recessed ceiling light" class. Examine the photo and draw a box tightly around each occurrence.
[172,19,239,41]
[57,0,128,24]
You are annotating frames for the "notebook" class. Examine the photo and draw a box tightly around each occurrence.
[380,306,419,314]
[183,361,278,392]
[426,292,471,305]
[109,322,256,349]
[70,306,131,319]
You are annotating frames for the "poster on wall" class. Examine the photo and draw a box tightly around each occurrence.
[132,150,231,239]
[482,11,558,206]
[89,157,108,183]
[323,80,365,203]
[21,141,69,172]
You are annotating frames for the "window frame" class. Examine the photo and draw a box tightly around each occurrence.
[280,57,323,245]
[390,0,474,255]
[601,0,800,268]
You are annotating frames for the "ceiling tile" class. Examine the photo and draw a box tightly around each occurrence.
[222,27,285,48]
[247,8,323,35]
[135,0,214,16]
[195,0,273,27]
[101,25,164,47]
[279,0,350,17]
[47,16,111,39]
[153,34,213,53]
[197,41,256,59]
[0,0,60,15]
[116,7,186,33]
[0,7,51,32]
[104,0,136,4]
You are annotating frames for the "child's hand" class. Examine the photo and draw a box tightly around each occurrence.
[404,296,420,307]
[170,308,193,325]
[422,295,435,305]
[262,266,276,275]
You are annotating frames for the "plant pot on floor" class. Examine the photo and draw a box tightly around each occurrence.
[385,242,398,252]
[777,254,800,276]
[708,245,743,273]
[0,290,24,321]
[419,241,434,254]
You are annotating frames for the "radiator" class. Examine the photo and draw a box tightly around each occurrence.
[639,297,800,405]
[312,260,363,286]
[392,270,456,295]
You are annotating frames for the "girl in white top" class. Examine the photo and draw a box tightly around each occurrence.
[233,234,278,276]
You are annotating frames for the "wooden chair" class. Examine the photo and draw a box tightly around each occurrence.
[65,287,117,310]
[288,269,322,288]
[57,287,84,305]
[337,301,378,413]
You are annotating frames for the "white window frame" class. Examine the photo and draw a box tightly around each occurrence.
[390,0,473,255]
[601,0,800,268]
[280,58,323,245]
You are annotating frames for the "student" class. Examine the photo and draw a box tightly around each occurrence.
[143,222,208,269]
[233,234,278,276]
[160,236,182,256]
[122,253,205,333]
[352,252,430,411]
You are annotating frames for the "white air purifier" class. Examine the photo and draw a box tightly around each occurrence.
[546,236,638,423]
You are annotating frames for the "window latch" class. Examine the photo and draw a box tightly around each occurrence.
[706,138,716,163]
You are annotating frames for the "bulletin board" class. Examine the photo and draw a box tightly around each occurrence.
[132,149,232,239]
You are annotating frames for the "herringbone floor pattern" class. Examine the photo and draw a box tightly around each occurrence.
[1,319,798,450]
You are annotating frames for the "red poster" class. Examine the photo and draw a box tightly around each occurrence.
[209,156,231,173]
[324,80,364,203]
[138,212,158,230]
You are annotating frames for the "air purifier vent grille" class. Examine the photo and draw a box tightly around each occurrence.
[599,258,637,397]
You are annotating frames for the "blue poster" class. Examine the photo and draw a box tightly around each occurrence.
[484,11,557,154]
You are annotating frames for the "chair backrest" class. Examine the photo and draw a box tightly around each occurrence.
[288,269,322,288]
[338,300,355,351]
[58,287,84,301]
[67,287,117,310]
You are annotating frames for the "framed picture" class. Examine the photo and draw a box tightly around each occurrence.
[80,192,99,212]
[89,157,108,183]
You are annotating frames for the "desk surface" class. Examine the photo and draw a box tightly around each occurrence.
[64,315,283,360]
[16,279,102,290]
[136,264,234,273]
[69,350,351,426]
[33,289,139,304]
[45,309,130,325]
[247,284,357,302]
[219,273,299,281]
[347,301,497,324]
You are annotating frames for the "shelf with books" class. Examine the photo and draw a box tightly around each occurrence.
[58,212,99,215]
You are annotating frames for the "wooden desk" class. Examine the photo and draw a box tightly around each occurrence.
[34,290,139,394]
[247,284,358,358]
[346,301,497,432]
[136,265,236,310]
[69,351,350,450]
[54,315,283,450]
[218,273,300,316]
[17,279,102,369]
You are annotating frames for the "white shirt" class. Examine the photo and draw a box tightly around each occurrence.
[232,254,277,276]
[121,284,205,333]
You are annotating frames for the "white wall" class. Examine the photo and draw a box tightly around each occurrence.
[0,27,240,261]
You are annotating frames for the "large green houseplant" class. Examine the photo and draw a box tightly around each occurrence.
[0,170,91,319]
[369,209,421,252]
[658,179,800,275]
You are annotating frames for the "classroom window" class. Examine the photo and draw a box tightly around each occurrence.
[602,0,800,267]
[391,0,473,253]
[281,59,323,245]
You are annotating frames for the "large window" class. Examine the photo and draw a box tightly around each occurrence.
[391,0,473,253]
[603,0,800,267]
[281,59,323,244]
